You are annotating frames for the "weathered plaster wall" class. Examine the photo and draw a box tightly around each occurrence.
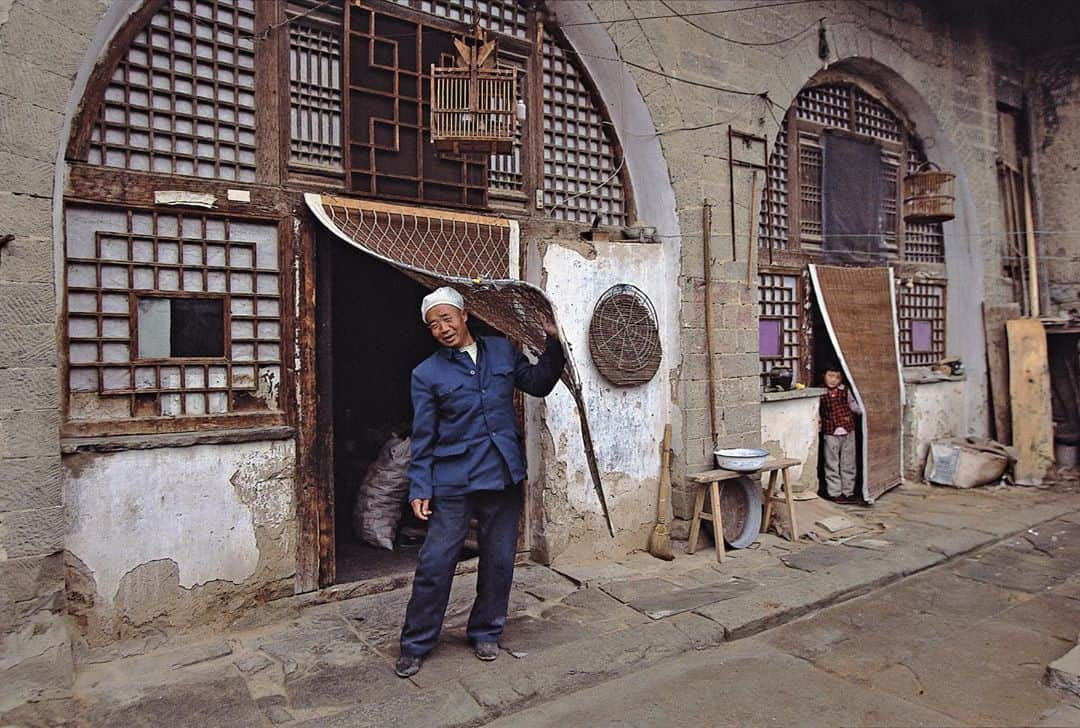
[1032,45,1080,317]
[63,439,296,648]
[760,392,823,494]
[902,379,967,480]
[526,231,677,562]
[0,0,120,709]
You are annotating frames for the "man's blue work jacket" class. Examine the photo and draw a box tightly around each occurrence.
[407,335,565,502]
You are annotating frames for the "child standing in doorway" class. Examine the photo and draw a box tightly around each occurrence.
[820,367,862,503]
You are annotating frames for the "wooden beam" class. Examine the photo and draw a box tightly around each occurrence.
[65,165,290,218]
[1021,157,1041,317]
[294,215,324,592]
[983,302,1020,444]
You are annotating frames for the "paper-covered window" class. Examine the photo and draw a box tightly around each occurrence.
[64,208,282,429]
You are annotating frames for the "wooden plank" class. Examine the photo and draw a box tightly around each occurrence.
[810,265,904,502]
[983,303,1021,444]
[294,216,323,593]
[65,165,288,219]
[319,194,512,227]
[687,457,802,483]
[60,412,286,438]
[1007,318,1055,485]
[254,0,285,187]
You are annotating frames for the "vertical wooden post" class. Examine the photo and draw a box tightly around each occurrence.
[703,200,718,449]
[1021,157,1040,317]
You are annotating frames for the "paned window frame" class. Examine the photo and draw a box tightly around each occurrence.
[757,271,804,388]
[281,0,632,223]
[896,279,948,366]
[758,79,949,374]
[62,205,288,437]
[60,0,632,436]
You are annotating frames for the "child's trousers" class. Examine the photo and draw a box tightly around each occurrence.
[823,433,857,498]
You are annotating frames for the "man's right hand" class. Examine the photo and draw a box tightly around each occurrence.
[411,498,432,521]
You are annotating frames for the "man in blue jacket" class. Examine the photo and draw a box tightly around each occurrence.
[396,286,565,678]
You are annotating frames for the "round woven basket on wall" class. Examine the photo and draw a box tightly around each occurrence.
[588,284,662,386]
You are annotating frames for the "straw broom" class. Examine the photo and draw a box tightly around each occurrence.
[648,423,674,561]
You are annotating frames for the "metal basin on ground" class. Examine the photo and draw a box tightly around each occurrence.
[719,478,763,549]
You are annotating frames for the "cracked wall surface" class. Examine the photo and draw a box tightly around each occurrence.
[761,395,822,495]
[1032,45,1080,317]
[0,0,119,710]
[903,380,967,480]
[63,440,297,649]
[524,225,678,562]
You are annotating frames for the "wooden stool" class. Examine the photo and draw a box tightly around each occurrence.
[760,460,801,542]
[686,457,802,562]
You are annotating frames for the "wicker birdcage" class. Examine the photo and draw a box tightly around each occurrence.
[902,162,956,224]
[431,28,519,156]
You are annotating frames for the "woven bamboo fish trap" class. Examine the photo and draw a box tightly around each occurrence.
[588,284,662,386]
[902,162,956,224]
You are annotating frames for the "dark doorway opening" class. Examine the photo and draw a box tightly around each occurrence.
[328,236,432,583]
[809,294,865,499]
[322,233,494,584]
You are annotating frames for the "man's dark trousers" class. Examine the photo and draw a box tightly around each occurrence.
[399,484,523,658]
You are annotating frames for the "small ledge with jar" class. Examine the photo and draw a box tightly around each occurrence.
[903,366,967,385]
[762,386,826,403]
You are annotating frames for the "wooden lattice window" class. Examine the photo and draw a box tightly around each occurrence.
[346,4,487,207]
[279,1,631,220]
[758,273,801,385]
[288,6,344,171]
[542,29,627,226]
[87,0,257,181]
[897,281,946,366]
[758,83,945,264]
[64,208,282,425]
[758,124,789,250]
[797,131,823,243]
[392,0,529,40]
[488,50,528,199]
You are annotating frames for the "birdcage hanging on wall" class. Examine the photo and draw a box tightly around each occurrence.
[431,27,520,156]
[902,162,956,224]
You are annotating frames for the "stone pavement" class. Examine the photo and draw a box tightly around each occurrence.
[492,508,1080,727]
[3,476,1079,727]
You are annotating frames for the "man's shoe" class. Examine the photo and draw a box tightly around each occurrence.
[474,642,499,661]
[395,654,422,677]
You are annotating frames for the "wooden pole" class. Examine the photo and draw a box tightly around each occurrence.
[728,127,737,261]
[745,170,759,288]
[1021,157,1040,317]
[703,199,719,449]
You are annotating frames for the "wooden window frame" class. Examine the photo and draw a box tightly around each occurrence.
[759,78,949,373]
[131,290,231,364]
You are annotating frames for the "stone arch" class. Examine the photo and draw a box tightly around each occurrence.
[761,55,988,436]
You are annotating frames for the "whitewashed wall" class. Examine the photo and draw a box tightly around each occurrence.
[532,241,678,560]
[64,439,296,644]
[760,391,823,494]
[903,379,968,479]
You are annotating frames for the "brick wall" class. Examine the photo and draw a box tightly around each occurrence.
[586,0,1021,516]
[1032,45,1080,317]
[0,0,109,709]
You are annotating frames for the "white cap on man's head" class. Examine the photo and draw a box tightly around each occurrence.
[420,286,465,322]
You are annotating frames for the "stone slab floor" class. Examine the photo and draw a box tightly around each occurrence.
[3,475,1080,726]
[493,518,1080,727]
